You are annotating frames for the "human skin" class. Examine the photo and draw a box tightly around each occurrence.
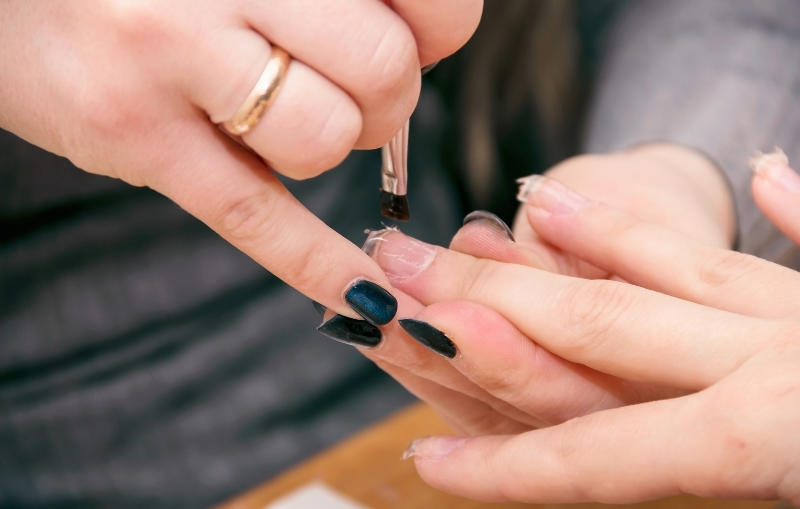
[345,143,736,434]
[364,152,800,504]
[0,0,482,320]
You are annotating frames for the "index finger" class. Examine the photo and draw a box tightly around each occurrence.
[368,229,771,389]
[147,117,396,323]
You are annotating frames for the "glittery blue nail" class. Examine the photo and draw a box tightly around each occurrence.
[344,280,397,326]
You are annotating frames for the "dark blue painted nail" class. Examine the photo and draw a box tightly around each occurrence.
[345,280,397,326]
[317,315,382,348]
[399,319,456,358]
[311,300,326,316]
[463,210,515,241]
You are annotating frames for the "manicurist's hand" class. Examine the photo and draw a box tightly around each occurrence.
[0,0,482,322]
[370,152,800,505]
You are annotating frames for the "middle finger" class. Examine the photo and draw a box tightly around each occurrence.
[368,229,778,390]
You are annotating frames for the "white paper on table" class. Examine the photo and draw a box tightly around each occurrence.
[264,482,373,509]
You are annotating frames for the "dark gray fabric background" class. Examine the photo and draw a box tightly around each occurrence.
[583,0,800,269]
[2,0,800,507]
[0,85,459,507]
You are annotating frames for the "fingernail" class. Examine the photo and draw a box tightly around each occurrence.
[367,231,437,283]
[402,439,421,460]
[399,319,456,358]
[750,147,800,192]
[462,210,515,241]
[317,315,382,348]
[403,436,468,460]
[516,175,590,215]
[344,280,397,326]
[362,227,396,257]
[311,300,326,316]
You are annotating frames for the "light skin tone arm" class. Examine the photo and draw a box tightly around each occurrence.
[363,151,800,505]
[0,0,482,322]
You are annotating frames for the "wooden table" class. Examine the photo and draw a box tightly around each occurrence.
[217,403,777,509]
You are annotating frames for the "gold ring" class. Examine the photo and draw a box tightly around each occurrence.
[222,46,290,136]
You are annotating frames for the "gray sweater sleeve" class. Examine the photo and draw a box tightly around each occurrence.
[583,0,800,268]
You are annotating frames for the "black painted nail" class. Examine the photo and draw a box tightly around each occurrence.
[399,319,456,358]
[311,300,326,316]
[317,315,382,348]
[463,210,515,242]
[345,280,397,326]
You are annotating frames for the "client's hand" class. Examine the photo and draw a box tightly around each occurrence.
[340,143,735,436]
[378,153,800,504]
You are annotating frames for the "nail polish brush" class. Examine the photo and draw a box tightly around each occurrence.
[379,61,438,221]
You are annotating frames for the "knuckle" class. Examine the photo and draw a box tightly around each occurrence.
[555,280,633,358]
[286,241,337,294]
[459,259,502,300]
[217,191,277,243]
[363,23,418,100]
[602,209,640,242]
[695,250,763,294]
[80,85,145,137]
[282,101,360,177]
[104,0,173,45]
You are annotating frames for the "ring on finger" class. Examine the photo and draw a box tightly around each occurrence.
[222,46,291,136]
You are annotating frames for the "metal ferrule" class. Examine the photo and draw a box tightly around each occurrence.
[380,119,409,196]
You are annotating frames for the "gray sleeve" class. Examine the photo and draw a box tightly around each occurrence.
[583,0,800,268]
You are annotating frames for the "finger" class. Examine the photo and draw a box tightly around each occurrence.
[408,392,764,503]
[368,229,773,389]
[352,290,547,428]
[410,300,652,425]
[145,115,395,323]
[242,0,421,148]
[186,30,362,179]
[521,175,800,319]
[451,209,606,278]
[751,148,800,245]
[451,210,559,270]
[374,360,528,436]
[388,0,483,65]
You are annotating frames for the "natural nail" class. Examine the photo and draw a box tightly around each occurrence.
[367,231,437,282]
[750,147,800,192]
[317,315,382,348]
[462,210,515,241]
[516,175,590,215]
[403,436,468,461]
[402,438,422,460]
[345,280,397,326]
[399,319,456,358]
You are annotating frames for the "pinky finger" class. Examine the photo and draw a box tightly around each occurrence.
[751,148,800,245]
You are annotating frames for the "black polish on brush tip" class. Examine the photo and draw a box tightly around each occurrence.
[345,280,398,326]
[379,190,410,222]
[462,210,515,242]
[399,319,457,358]
[317,315,382,348]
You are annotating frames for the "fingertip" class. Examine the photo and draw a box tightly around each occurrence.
[390,0,483,65]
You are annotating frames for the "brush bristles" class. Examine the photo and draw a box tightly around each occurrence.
[379,190,410,221]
